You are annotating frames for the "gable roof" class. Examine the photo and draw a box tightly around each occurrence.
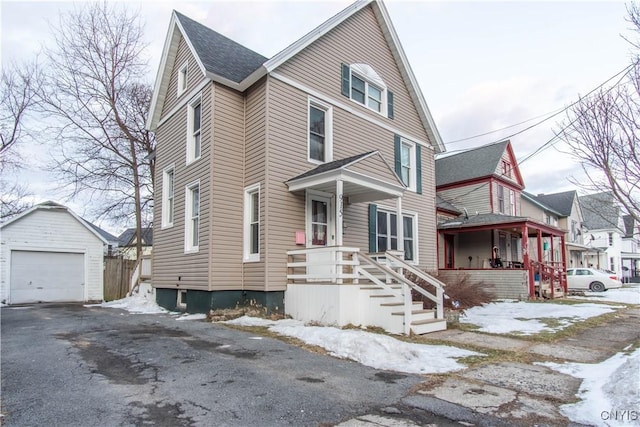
[521,192,564,217]
[85,221,118,243]
[287,151,377,182]
[0,201,108,244]
[436,195,461,215]
[117,227,153,247]
[579,192,620,231]
[147,1,444,153]
[530,190,577,216]
[175,11,268,83]
[622,215,636,238]
[435,140,523,188]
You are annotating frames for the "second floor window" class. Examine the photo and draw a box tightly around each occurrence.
[608,232,614,246]
[394,135,421,193]
[308,100,332,164]
[509,189,516,215]
[187,97,201,163]
[178,61,188,97]
[497,185,505,214]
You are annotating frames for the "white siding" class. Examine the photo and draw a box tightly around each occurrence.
[0,208,105,303]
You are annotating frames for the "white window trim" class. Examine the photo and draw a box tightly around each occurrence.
[376,206,419,264]
[348,64,388,116]
[161,164,175,229]
[177,61,188,97]
[400,138,417,192]
[307,98,333,164]
[184,181,200,253]
[243,183,261,262]
[186,95,202,165]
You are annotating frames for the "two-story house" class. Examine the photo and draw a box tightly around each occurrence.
[147,0,448,334]
[435,141,567,299]
[621,215,640,283]
[580,192,625,276]
[522,190,588,269]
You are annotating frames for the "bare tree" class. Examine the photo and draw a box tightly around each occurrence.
[38,2,154,259]
[0,60,41,219]
[557,5,640,223]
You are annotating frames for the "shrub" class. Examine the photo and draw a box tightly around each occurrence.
[406,271,495,310]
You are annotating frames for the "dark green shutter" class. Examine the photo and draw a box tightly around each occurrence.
[416,144,422,194]
[394,134,402,179]
[387,91,394,119]
[368,204,377,253]
[341,63,350,97]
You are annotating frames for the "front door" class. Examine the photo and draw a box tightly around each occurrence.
[306,192,335,281]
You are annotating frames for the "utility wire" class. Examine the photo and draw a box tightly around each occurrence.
[516,63,634,165]
[441,62,635,152]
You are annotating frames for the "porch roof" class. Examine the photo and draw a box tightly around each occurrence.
[566,242,591,252]
[286,151,406,203]
[438,213,565,236]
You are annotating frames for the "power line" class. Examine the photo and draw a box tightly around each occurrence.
[441,63,635,151]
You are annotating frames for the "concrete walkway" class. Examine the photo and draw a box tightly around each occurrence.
[406,307,640,426]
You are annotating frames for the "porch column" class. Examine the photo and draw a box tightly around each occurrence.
[335,179,344,247]
[522,224,534,297]
[550,235,555,263]
[561,234,567,293]
[396,196,403,255]
[537,229,543,262]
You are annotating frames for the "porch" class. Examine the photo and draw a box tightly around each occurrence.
[286,247,447,335]
[438,213,567,299]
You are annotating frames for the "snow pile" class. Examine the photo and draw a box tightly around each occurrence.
[175,313,207,321]
[461,301,620,335]
[541,347,640,426]
[224,316,482,374]
[99,283,168,314]
[570,284,640,305]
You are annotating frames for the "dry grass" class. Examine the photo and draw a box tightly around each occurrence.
[407,271,495,310]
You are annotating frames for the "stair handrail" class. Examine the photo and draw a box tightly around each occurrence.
[383,251,446,321]
[355,254,404,300]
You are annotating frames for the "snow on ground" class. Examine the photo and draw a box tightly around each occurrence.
[569,284,640,305]
[96,283,168,314]
[540,347,640,426]
[460,301,620,335]
[223,316,482,374]
[175,313,208,321]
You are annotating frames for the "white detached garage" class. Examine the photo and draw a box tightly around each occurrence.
[0,202,107,304]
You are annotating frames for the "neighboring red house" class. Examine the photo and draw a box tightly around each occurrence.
[435,141,567,299]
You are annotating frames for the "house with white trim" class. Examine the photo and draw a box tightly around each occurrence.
[146,0,448,334]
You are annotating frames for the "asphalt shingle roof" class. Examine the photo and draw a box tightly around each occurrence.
[437,213,529,230]
[623,215,635,238]
[530,190,576,216]
[435,141,509,186]
[436,195,461,214]
[287,152,377,182]
[579,192,619,230]
[118,227,153,247]
[175,11,268,83]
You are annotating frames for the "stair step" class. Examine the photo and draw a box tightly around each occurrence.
[370,294,397,298]
[411,318,447,335]
[412,318,444,326]
[391,309,434,316]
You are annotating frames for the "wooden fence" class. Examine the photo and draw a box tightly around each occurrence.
[103,256,136,301]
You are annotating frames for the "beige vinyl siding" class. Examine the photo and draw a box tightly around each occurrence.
[276,5,429,144]
[153,83,212,290]
[243,80,267,290]
[437,183,491,216]
[209,84,244,291]
[347,155,399,186]
[265,77,437,289]
[160,35,207,119]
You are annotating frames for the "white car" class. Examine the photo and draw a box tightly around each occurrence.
[566,268,623,292]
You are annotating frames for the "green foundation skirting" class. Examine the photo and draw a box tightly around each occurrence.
[155,288,284,314]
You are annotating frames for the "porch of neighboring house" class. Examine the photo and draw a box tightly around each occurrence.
[437,214,567,300]
[284,152,447,335]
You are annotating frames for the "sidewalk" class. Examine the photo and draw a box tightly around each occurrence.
[339,307,640,426]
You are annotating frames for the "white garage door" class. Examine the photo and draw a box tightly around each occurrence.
[10,251,85,304]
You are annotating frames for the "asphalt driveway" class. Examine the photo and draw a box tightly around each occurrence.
[0,304,454,427]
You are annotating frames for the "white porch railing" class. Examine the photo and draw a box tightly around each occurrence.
[286,247,446,335]
[129,254,152,295]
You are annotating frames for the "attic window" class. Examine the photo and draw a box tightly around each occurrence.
[341,63,393,118]
[178,61,188,97]
[502,160,511,177]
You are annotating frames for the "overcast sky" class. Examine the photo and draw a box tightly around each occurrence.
[1,0,634,232]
